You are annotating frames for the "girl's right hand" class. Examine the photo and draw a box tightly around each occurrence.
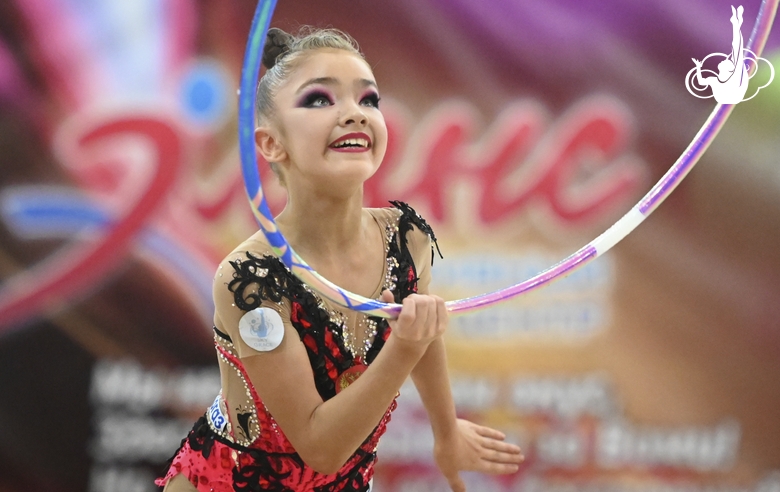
[380,290,448,349]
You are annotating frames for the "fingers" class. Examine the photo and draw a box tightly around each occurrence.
[480,444,524,463]
[481,437,523,456]
[380,289,395,303]
[446,474,466,492]
[474,425,523,455]
[435,295,448,331]
[476,460,521,475]
[396,295,418,332]
[408,295,432,335]
[471,422,525,469]
[477,435,524,467]
[425,295,438,335]
[473,423,506,440]
[393,294,447,343]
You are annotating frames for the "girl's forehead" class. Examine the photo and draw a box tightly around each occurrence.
[285,50,376,89]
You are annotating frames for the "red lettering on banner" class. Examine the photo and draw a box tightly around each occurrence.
[478,98,645,224]
[195,96,645,229]
[520,99,646,222]
[368,96,645,226]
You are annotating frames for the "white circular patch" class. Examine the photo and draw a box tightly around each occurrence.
[238,307,285,352]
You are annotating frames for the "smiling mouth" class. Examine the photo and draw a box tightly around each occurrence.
[329,132,371,152]
[330,138,370,149]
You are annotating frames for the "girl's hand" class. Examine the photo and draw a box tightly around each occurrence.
[434,419,524,492]
[380,290,447,348]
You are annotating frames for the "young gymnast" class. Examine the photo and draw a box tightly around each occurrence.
[156,27,523,492]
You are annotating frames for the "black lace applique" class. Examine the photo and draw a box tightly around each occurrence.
[237,412,252,439]
[228,254,287,309]
[185,416,216,459]
[166,415,369,491]
[227,253,353,400]
[314,449,374,492]
[389,200,443,265]
[232,449,297,491]
[181,418,308,491]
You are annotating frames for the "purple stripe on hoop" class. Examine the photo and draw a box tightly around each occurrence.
[234,0,777,319]
[448,245,598,314]
[639,0,778,216]
[637,107,732,215]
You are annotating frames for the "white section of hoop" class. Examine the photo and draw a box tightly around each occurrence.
[591,208,647,257]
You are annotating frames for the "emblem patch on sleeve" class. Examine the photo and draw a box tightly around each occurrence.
[238,307,285,351]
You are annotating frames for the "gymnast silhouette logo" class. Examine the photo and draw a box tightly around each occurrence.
[686,5,774,104]
[248,310,269,338]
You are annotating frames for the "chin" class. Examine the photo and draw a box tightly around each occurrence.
[327,159,379,180]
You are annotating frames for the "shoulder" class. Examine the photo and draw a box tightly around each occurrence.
[366,201,436,240]
[372,201,442,295]
[225,230,277,262]
[389,201,437,241]
[386,201,442,266]
[214,231,292,312]
[218,231,287,276]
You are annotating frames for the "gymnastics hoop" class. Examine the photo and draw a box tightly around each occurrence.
[238,0,778,319]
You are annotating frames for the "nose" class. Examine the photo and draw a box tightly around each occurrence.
[339,104,367,127]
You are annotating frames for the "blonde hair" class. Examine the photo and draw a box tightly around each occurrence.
[256,27,364,124]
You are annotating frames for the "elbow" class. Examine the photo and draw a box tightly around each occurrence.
[292,408,365,475]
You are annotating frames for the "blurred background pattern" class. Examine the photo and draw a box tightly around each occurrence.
[0,1,779,491]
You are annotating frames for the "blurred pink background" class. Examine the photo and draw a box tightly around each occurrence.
[0,1,779,491]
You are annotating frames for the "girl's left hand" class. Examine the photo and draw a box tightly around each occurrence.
[434,418,524,492]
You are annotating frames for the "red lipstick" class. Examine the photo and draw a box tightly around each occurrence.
[329,132,372,152]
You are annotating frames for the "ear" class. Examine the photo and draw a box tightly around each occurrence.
[255,126,287,164]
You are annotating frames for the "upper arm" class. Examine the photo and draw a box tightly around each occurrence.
[213,252,325,460]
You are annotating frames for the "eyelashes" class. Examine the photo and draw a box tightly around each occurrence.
[360,92,381,108]
[297,90,381,109]
[298,90,333,108]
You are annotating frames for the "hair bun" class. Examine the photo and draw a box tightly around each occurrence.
[262,28,294,69]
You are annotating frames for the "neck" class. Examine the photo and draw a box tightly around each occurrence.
[275,185,368,261]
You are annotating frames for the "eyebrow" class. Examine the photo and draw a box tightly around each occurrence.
[295,77,378,94]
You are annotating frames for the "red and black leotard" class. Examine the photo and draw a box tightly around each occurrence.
[157,202,439,492]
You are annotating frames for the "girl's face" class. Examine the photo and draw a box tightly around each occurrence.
[257,49,388,194]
